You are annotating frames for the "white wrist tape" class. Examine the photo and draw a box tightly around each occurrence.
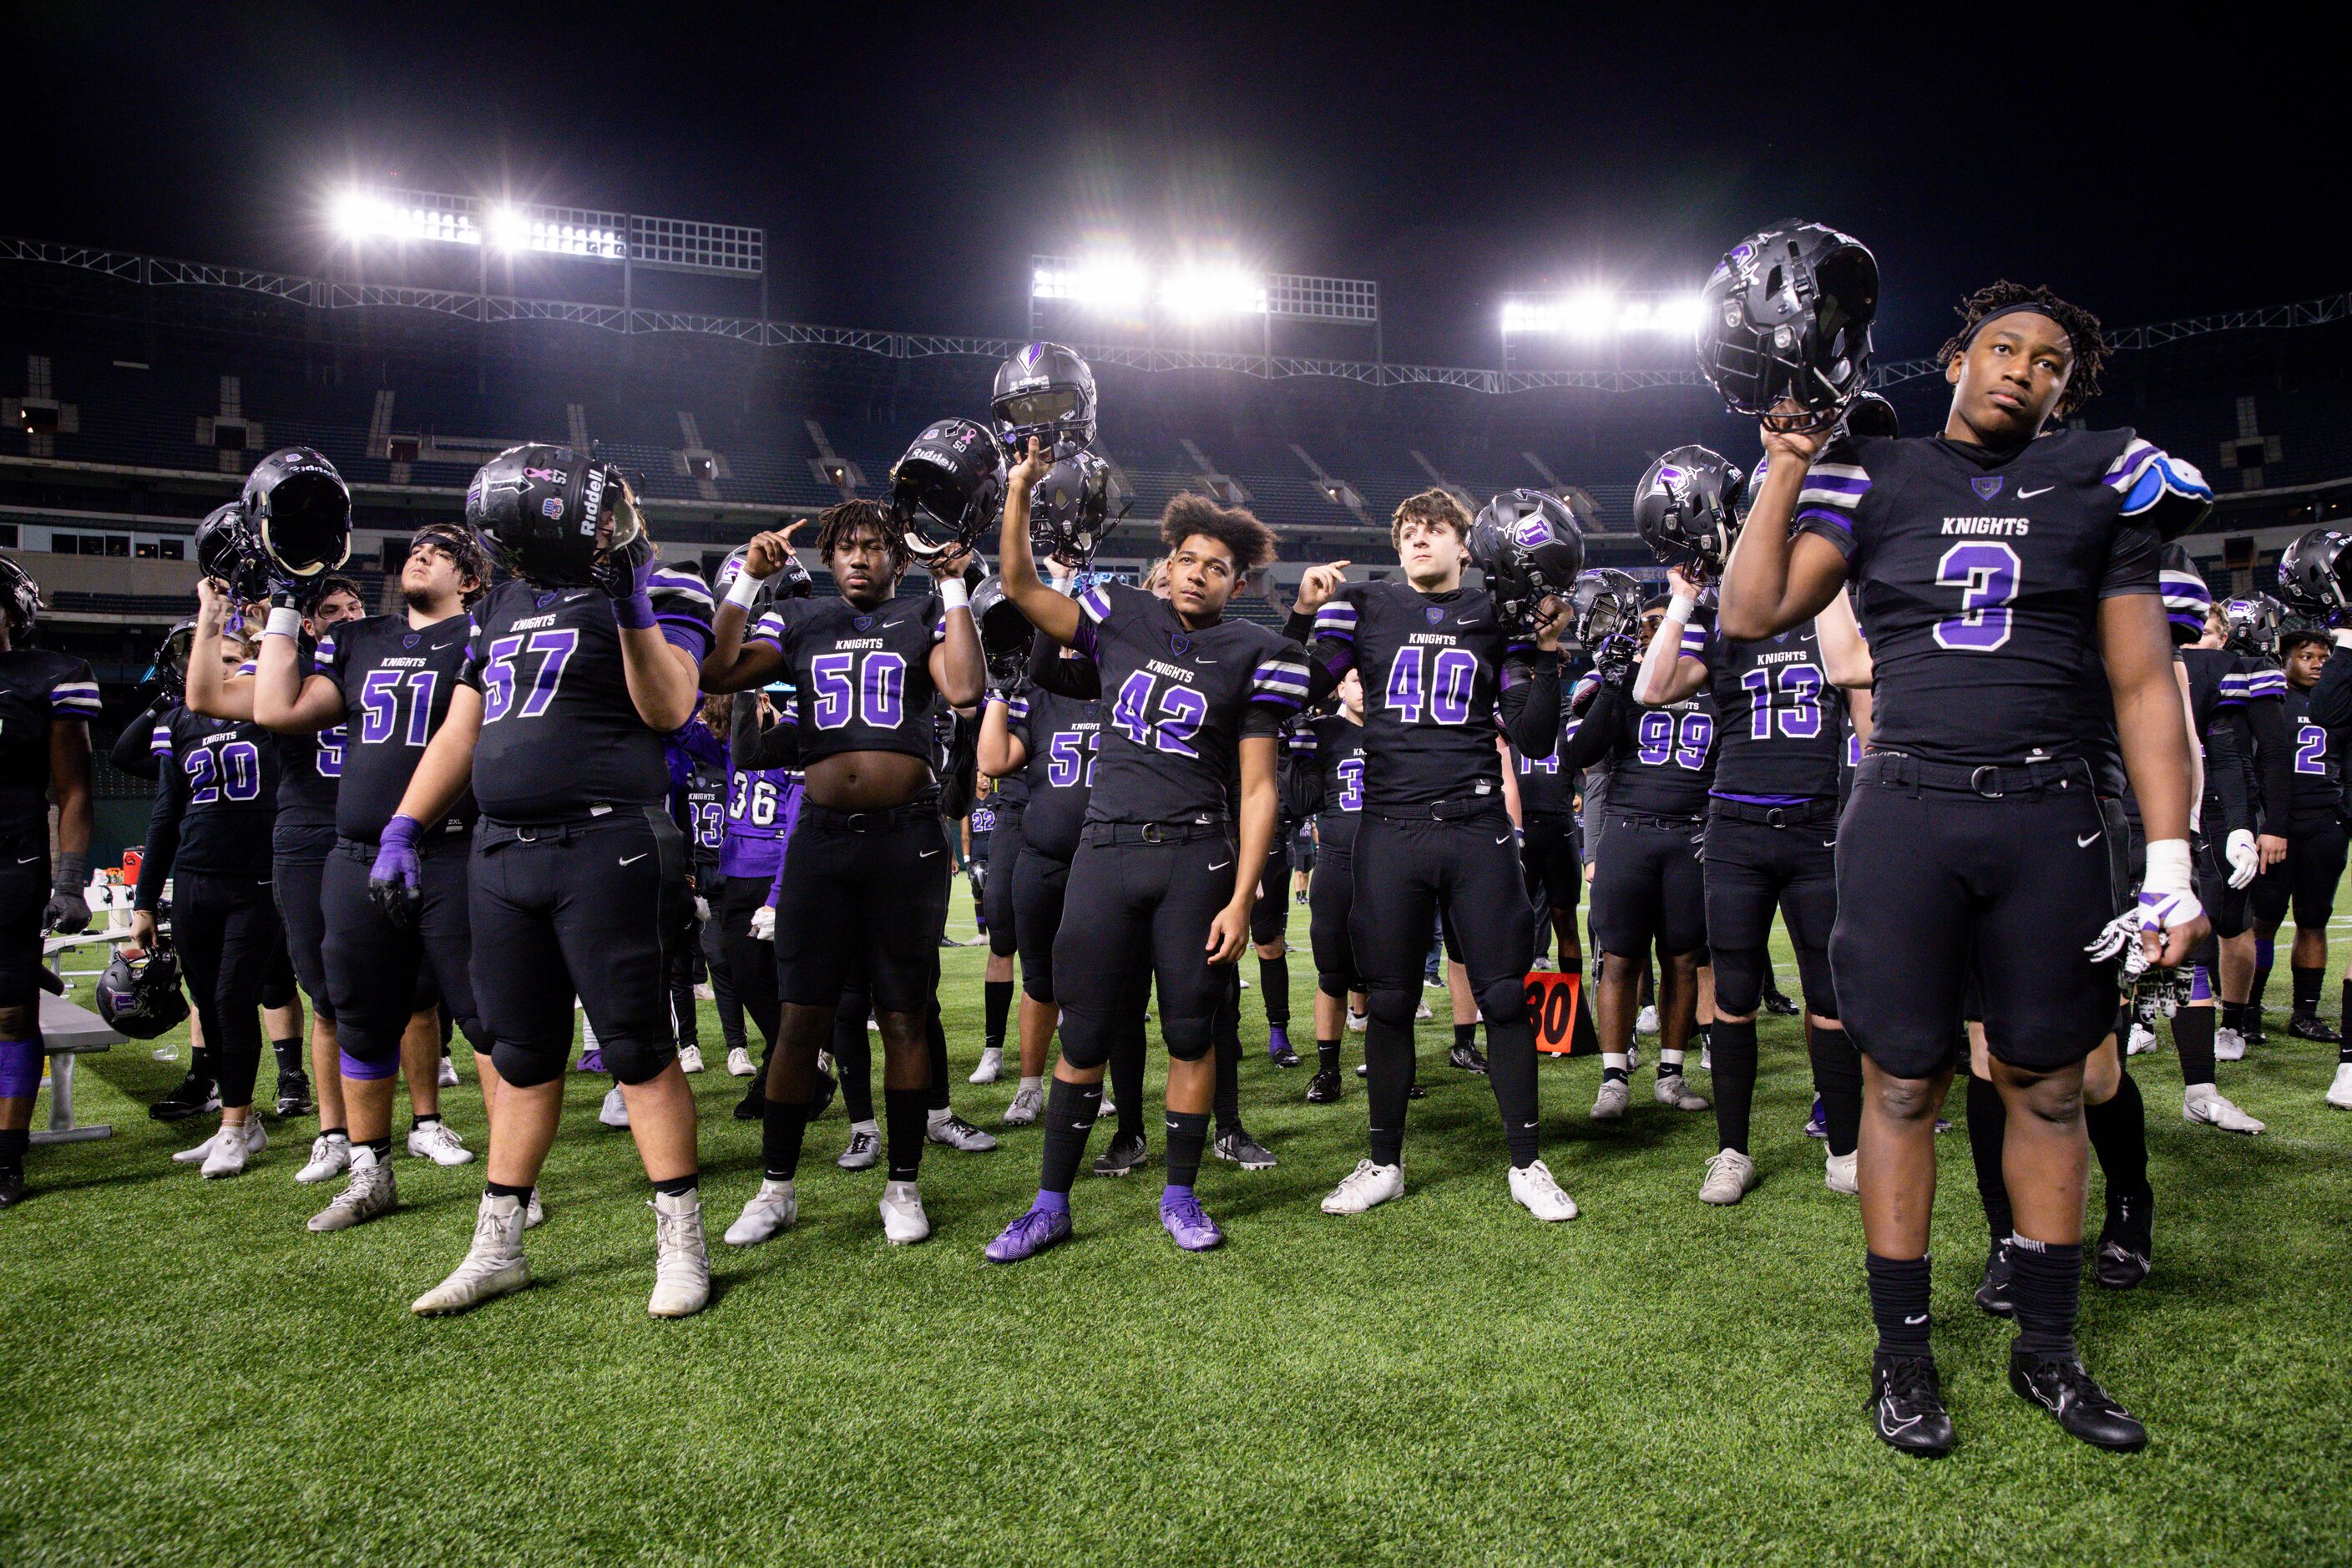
[263,606,304,640]
[725,568,772,609]
[2143,838,2193,898]
[1664,594,1697,625]
[939,578,970,612]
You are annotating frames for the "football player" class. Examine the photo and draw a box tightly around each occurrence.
[2209,601,2290,1058]
[389,453,716,1318]
[983,452,1308,1260]
[1291,488,1577,1222]
[1720,280,2209,1455]
[701,489,984,1250]
[2246,626,2348,1044]
[665,696,731,1075]
[0,556,98,1210]
[1290,668,1368,1102]
[720,689,800,1083]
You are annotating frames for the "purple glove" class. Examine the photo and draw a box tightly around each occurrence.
[368,813,424,931]
[607,537,658,630]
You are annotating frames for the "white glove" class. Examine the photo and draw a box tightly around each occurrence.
[2225,828,2260,890]
[750,904,776,942]
[693,894,712,924]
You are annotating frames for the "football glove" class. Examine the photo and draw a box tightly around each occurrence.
[41,852,90,936]
[368,814,424,933]
[750,903,776,942]
[2225,828,2260,890]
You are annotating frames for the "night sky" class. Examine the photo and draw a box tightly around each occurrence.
[8,2,2334,365]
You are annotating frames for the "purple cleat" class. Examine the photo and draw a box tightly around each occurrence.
[578,1048,607,1075]
[1267,1026,1299,1069]
[1159,1190,1224,1252]
[984,1203,1072,1264]
[1804,1095,1827,1139]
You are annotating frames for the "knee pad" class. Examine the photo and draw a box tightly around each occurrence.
[1709,947,1765,1019]
[0,1039,43,1099]
[259,973,297,1012]
[600,1036,677,1087]
[491,1037,569,1090]
[1792,943,1838,1022]
[1316,971,1353,1001]
[1161,1014,1213,1063]
[1366,987,1419,1032]
[1473,976,1528,1027]
[1055,1009,1113,1071]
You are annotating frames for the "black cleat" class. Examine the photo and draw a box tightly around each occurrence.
[1212,1126,1277,1170]
[273,1070,315,1118]
[2245,1013,2269,1047]
[2009,1352,2147,1451]
[733,1085,764,1121]
[807,1065,837,1122]
[1266,1027,1301,1069]
[1306,1068,1343,1104]
[0,1168,23,1209]
[2289,1010,2343,1044]
[1763,989,1800,1018]
[149,1071,218,1123]
[1870,1354,1955,1458]
[2094,1195,2152,1290]
[1448,1044,1488,1074]
[1974,1240,2016,1318]
[1091,1130,1148,1176]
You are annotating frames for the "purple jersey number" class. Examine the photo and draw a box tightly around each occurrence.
[1046,730,1100,787]
[2295,721,2329,776]
[481,629,579,724]
[1738,664,1825,739]
[1110,670,1205,758]
[1384,646,1478,726]
[1636,710,1714,771]
[1932,541,2021,652]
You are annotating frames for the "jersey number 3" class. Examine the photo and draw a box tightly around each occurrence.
[1932,542,2021,652]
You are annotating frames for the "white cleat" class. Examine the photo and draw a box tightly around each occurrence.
[2126,1023,2158,1056]
[1698,1148,1755,1206]
[2329,1063,2352,1110]
[837,1125,879,1170]
[524,1191,545,1229]
[599,1085,630,1129]
[724,1179,797,1246]
[1824,1150,1859,1195]
[1700,1045,1712,1072]
[308,1147,397,1232]
[200,1119,266,1179]
[1346,1009,1368,1033]
[1654,1074,1710,1112]
[1003,1084,1044,1125]
[726,1047,757,1078]
[2184,1085,2266,1135]
[410,1195,529,1315]
[879,1180,931,1244]
[173,1126,224,1164]
[1508,1158,1579,1222]
[2215,1027,2246,1062]
[1636,1004,1660,1036]
[677,1044,706,1075]
[1322,1158,1404,1215]
[928,1113,997,1152]
[1098,1088,1117,1120]
[295,1131,351,1185]
[648,1191,710,1318]
[969,1047,1003,1085]
[407,1120,475,1166]
[437,1055,461,1088]
[1413,999,1434,1021]
[1591,1079,1631,1120]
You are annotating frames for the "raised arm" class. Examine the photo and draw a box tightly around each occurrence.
[252,599,347,732]
[1636,566,1711,707]
[731,691,799,771]
[1717,424,1852,641]
[976,690,1028,779]
[925,545,986,711]
[999,438,1082,646]
[702,524,801,692]
[185,579,254,722]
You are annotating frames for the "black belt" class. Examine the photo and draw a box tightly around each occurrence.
[1368,796,1508,823]
[1859,751,2093,798]
[1611,810,1704,832]
[1709,797,1837,827]
[1083,820,1229,847]
[802,799,937,833]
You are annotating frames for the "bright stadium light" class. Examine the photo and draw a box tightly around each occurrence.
[1160,266,1267,320]
[1031,254,1150,311]
[327,186,759,274]
[1501,287,1703,338]
[483,204,526,252]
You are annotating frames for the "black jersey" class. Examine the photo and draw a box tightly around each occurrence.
[459,569,714,822]
[1793,428,2193,767]
[678,756,726,872]
[751,593,943,771]
[1563,679,1718,817]
[0,647,99,853]
[316,612,478,843]
[252,635,340,847]
[2284,673,2349,828]
[1508,730,1575,820]
[1694,616,1842,802]
[1007,685,1100,862]
[1071,580,1308,826]
[1291,712,1368,851]
[1308,580,1542,810]
[137,706,280,898]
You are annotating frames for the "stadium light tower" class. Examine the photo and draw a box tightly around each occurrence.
[1029,252,1381,361]
[1499,286,1704,375]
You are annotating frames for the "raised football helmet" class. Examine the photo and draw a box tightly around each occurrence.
[245,446,352,589]
[888,418,1006,561]
[1634,447,1747,579]
[464,445,632,588]
[1840,391,1900,442]
[2277,528,2352,621]
[194,502,271,602]
[2223,595,2285,660]
[1028,449,1130,569]
[1469,490,1586,630]
[94,943,190,1040]
[991,342,1099,460]
[1697,220,1879,432]
[969,574,1035,689]
[2160,543,2214,646]
[1568,568,1646,651]
[0,554,40,641]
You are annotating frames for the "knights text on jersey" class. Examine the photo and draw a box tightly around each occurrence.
[1009,687,1100,862]
[1071,581,1308,826]
[1293,712,1368,850]
[459,571,713,820]
[317,612,477,842]
[151,706,281,878]
[1793,428,2169,766]
[0,647,99,850]
[1697,618,1842,801]
[1308,580,1533,809]
[750,593,944,769]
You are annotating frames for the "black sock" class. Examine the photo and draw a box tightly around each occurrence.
[1365,1016,1415,1166]
[412,1112,441,1130]
[832,1001,873,1123]
[0,1126,27,1175]
[2294,963,2324,1014]
[271,1036,303,1076]
[1711,1018,1759,1155]
[2086,1069,2152,1211]
[189,1045,215,1080]
[1111,1024,1146,1141]
[1454,1022,1476,1053]
[1965,1073,2014,1242]
[319,1125,346,1141]
[2251,953,2274,1014]
[1038,1077,1101,1195]
[883,1086,928,1182]
[2008,1236,2083,1358]
[761,1095,809,1182]
[1213,1019,1241,1136]
[1259,955,1290,1028]
[2220,999,2248,1034]
[1163,1109,1209,1189]
[984,979,1013,1053]
[1866,1252,1933,1359]
[364,1136,392,1161]
[2172,1005,2216,1089]
[651,1171,698,1197]
[925,1005,951,1113]
[1316,1036,1340,1075]
[1807,1022,1863,1157]
[1485,1019,1540,1167]
[485,1179,532,1201]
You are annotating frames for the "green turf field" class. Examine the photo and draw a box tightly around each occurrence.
[7,888,2349,1566]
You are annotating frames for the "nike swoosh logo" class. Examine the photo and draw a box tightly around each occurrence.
[14,856,37,865]
[564,591,590,601]
[1904,1313,1928,1325]
[1821,840,1838,849]
[1495,834,1511,845]
[620,853,648,865]
[1207,860,1232,871]
[2018,485,2053,498]
[1879,1402,1922,1434]
[2077,832,2102,847]
[918,849,941,858]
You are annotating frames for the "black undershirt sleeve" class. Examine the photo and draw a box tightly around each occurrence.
[2244,695,2293,832]
[1497,659,1561,757]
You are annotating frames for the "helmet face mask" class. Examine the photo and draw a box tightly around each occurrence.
[1028,449,1130,570]
[1569,569,1645,650]
[195,502,272,604]
[152,620,197,697]
[1697,220,1879,434]
[95,945,190,1040]
[2223,595,2285,659]
[888,418,1006,561]
[969,574,1035,686]
[0,554,40,642]
[2277,528,2352,624]
[992,342,1099,460]
[1635,446,1748,580]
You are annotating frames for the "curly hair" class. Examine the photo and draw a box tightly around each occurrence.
[1937,281,2109,417]
[1160,492,1276,573]
[815,499,908,575]
[1391,488,1471,551]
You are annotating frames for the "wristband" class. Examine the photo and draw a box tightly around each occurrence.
[1663,593,1697,626]
[726,567,772,609]
[263,605,305,640]
[939,578,970,612]
[52,850,88,898]
[2143,837,2193,898]
[379,814,422,852]
[612,591,657,631]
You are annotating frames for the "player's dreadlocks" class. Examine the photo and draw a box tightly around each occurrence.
[1161,491,1277,572]
[815,498,909,575]
[1938,281,2109,417]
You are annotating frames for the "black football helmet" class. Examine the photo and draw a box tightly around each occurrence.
[245,447,352,589]
[888,418,1006,561]
[716,541,812,616]
[195,502,271,602]
[149,619,197,699]
[94,943,190,1040]
[1029,449,1130,570]
[1840,392,1900,442]
[2159,544,2214,646]
[1634,447,1748,579]
[1697,220,1879,432]
[2223,595,2285,660]
[465,445,634,588]
[1469,490,1586,630]
[991,342,1099,460]
[2277,528,2352,621]
[969,574,1035,688]
[1568,568,1646,650]
[0,554,39,641]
